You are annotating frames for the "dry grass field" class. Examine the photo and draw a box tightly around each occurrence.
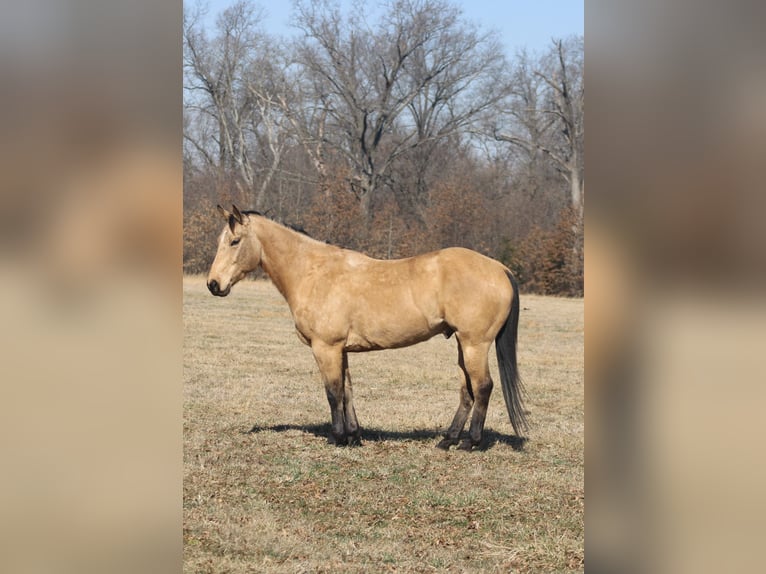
[184,276,583,573]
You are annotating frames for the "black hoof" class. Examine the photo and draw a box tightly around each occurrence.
[457,439,476,452]
[348,433,362,447]
[436,437,457,450]
[329,434,348,446]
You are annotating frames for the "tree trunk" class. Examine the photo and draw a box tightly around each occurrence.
[570,163,584,221]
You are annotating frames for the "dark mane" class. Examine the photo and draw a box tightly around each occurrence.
[241,209,311,238]
[285,223,310,237]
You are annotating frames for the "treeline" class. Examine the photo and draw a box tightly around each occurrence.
[183,0,583,296]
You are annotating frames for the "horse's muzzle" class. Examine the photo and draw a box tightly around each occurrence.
[207,279,230,297]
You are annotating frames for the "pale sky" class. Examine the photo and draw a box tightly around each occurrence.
[196,0,584,55]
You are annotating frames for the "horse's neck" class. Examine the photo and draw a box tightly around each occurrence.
[255,219,315,305]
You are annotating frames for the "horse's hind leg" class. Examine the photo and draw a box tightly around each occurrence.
[312,342,348,446]
[458,342,493,452]
[437,342,474,450]
[342,353,362,446]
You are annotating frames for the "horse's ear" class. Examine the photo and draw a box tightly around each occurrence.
[217,205,231,220]
[231,204,243,224]
[231,205,249,225]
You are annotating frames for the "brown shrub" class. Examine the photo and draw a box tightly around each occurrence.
[503,207,583,297]
[303,183,367,251]
[422,173,493,255]
[183,205,221,275]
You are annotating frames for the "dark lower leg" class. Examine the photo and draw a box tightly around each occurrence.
[343,359,361,446]
[325,387,347,445]
[437,348,473,450]
[437,384,473,449]
[314,343,348,446]
[344,403,361,446]
[459,379,493,451]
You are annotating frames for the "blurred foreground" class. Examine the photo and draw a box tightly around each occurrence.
[0,2,180,573]
[588,1,766,572]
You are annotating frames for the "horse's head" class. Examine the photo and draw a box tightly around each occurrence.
[207,205,261,297]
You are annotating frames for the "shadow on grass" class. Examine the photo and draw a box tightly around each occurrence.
[246,423,527,451]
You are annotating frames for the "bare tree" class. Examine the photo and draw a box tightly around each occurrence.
[494,37,584,221]
[242,42,295,209]
[397,2,510,218]
[184,2,260,186]
[184,1,293,209]
[292,0,510,218]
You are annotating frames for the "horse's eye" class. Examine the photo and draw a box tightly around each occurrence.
[230,238,241,246]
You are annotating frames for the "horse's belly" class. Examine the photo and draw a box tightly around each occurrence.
[344,334,383,352]
[344,319,445,352]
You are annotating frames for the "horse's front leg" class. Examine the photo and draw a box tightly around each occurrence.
[312,342,348,446]
[342,352,362,446]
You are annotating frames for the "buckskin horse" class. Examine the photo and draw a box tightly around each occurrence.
[207,205,527,450]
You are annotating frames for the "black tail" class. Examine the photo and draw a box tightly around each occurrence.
[495,271,528,438]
